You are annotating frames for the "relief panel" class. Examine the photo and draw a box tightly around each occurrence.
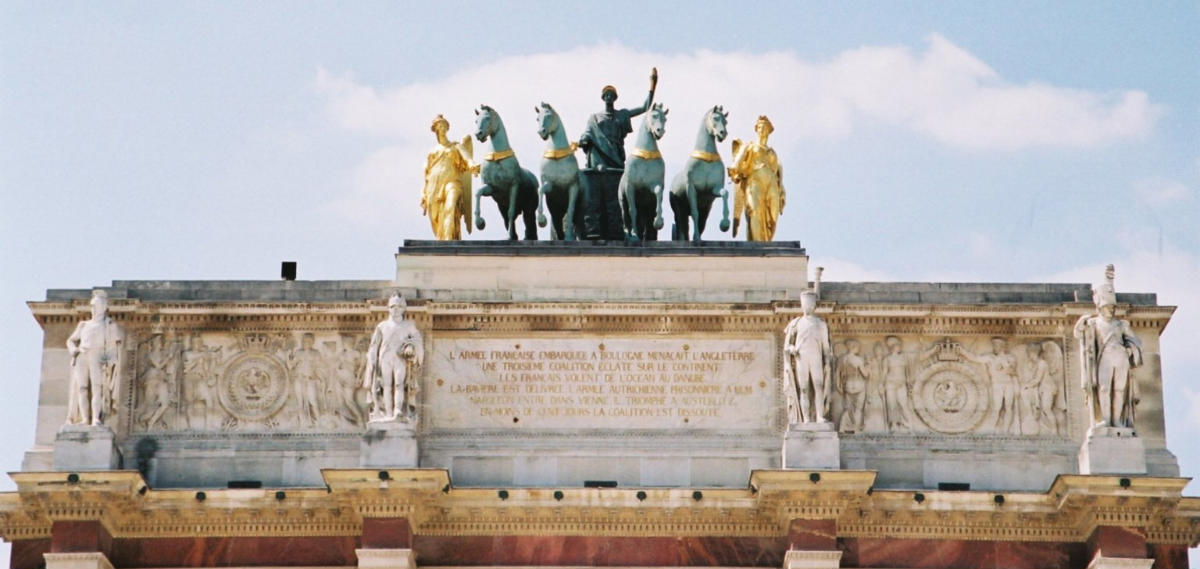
[129,332,372,433]
[831,336,1067,437]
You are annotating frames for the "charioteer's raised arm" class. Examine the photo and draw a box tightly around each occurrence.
[629,67,658,117]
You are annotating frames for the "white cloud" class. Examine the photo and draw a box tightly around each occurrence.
[315,37,1162,230]
[1134,177,1191,206]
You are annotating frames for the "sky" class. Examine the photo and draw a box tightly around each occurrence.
[1,1,1198,563]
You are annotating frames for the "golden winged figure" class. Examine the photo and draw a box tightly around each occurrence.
[422,115,476,240]
[727,115,785,241]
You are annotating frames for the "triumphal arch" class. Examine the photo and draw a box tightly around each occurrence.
[2,72,1198,569]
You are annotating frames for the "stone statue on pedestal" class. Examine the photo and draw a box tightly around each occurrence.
[1075,264,1143,431]
[578,68,658,240]
[65,290,124,427]
[783,291,833,424]
[363,294,424,423]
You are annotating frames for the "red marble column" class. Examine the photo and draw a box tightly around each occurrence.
[361,517,413,549]
[49,521,112,555]
[788,519,838,551]
[784,519,841,569]
[1147,544,1190,569]
[1087,526,1148,559]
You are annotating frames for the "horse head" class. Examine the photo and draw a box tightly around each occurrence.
[707,105,728,142]
[474,104,498,142]
[647,102,668,140]
[534,101,559,141]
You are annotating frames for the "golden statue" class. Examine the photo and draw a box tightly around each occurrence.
[421,115,478,240]
[728,115,785,241]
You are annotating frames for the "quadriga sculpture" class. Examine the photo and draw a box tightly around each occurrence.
[472,105,540,240]
[669,106,731,241]
[534,102,582,240]
[617,102,668,242]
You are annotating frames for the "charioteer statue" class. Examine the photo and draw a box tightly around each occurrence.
[578,68,658,240]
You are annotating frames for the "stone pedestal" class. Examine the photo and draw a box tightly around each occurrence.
[361,422,418,468]
[53,425,121,471]
[784,423,840,470]
[356,548,416,569]
[1079,427,1147,475]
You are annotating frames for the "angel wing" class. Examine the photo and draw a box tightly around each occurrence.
[457,135,475,234]
[460,134,473,159]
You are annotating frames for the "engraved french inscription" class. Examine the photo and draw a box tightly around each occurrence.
[425,336,777,430]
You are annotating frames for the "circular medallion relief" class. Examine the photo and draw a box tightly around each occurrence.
[218,353,289,420]
[911,361,988,434]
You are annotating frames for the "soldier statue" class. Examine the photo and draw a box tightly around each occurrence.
[578,68,658,239]
[783,290,833,424]
[65,290,125,427]
[1074,265,1143,431]
[362,294,425,423]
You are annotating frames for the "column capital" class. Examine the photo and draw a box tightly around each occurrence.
[783,549,842,569]
[43,552,114,569]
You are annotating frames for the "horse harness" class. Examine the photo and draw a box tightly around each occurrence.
[484,149,515,162]
[543,142,579,160]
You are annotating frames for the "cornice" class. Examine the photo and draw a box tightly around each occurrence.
[27,298,1173,339]
[3,470,1196,546]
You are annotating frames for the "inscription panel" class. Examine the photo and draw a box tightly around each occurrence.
[425,335,777,431]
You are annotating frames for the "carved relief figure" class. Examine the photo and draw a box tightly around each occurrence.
[65,290,125,426]
[329,336,368,426]
[1074,265,1143,430]
[363,294,425,423]
[288,333,324,427]
[958,338,1020,434]
[137,334,177,430]
[881,336,914,432]
[728,115,785,241]
[860,341,888,432]
[782,291,833,424]
[422,114,476,240]
[1017,342,1048,435]
[183,334,222,430]
[837,339,870,433]
[1038,341,1066,435]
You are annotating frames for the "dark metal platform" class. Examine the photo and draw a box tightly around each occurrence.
[398,239,807,257]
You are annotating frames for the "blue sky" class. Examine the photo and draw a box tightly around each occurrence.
[2,2,1198,562]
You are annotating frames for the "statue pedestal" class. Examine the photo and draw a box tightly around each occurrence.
[361,421,418,468]
[53,425,121,471]
[1079,426,1146,475]
[784,423,840,470]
